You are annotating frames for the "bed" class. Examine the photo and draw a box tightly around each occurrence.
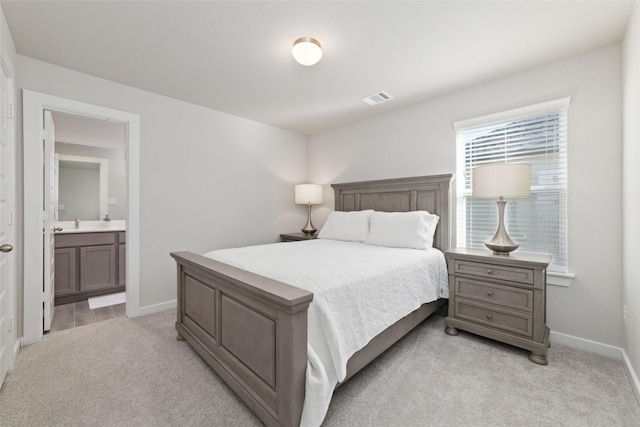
[171,174,453,427]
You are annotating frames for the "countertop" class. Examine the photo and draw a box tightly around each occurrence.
[54,220,126,234]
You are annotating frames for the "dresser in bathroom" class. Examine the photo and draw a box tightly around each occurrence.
[54,230,126,305]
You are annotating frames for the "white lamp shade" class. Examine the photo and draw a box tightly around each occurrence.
[473,164,531,199]
[292,38,322,66]
[295,184,323,204]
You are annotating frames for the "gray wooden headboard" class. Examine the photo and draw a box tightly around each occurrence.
[331,174,454,251]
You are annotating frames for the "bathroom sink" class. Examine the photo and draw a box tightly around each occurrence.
[54,220,126,234]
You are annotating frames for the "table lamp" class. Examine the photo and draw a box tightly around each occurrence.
[295,184,323,234]
[473,163,531,254]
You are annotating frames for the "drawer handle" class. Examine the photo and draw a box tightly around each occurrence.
[486,314,493,320]
[487,291,493,297]
[487,268,494,275]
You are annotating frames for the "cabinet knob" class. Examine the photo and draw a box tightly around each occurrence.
[486,313,493,320]
[487,268,494,275]
[0,244,13,253]
[487,291,493,297]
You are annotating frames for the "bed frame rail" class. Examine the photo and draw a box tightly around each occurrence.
[172,251,313,427]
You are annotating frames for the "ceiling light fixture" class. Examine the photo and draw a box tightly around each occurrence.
[292,37,322,66]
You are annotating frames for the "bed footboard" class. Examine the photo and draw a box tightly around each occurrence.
[171,251,313,427]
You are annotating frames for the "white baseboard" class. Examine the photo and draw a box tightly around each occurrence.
[622,349,640,404]
[551,330,640,403]
[550,330,623,360]
[136,299,177,317]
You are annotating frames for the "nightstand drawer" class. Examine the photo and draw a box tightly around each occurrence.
[453,259,534,285]
[455,299,533,337]
[455,278,533,312]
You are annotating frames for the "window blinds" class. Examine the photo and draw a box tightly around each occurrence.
[455,98,569,272]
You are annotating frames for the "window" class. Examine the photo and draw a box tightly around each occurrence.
[454,98,569,273]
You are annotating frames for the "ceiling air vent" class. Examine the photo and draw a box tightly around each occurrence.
[361,91,393,106]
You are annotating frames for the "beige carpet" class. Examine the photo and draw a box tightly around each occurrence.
[1,309,639,426]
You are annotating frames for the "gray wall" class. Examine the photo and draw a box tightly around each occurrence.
[308,43,624,348]
[623,2,640,393]
[18,55,307,310]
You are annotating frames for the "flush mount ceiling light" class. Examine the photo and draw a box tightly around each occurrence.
[292,37,322,66]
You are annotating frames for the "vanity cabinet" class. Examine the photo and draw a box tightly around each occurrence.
[54,231,126,305]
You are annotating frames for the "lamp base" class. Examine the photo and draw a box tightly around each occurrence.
[485,198,519,255]
[485,241,519,255]
[301,226,317,235]
[301,203,317,235]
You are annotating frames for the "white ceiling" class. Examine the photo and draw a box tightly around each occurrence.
[2,1,635,135]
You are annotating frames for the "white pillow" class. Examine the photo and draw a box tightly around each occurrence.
[364,211,440,250]
[318,210,374,242]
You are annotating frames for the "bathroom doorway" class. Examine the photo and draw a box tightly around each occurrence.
[22,91,140,345]
[49,111,128,332]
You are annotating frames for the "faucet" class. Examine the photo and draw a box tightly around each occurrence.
[103,214,111,222]
[74,217,80,229]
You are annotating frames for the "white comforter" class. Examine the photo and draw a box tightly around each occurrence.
[204,239,448,427]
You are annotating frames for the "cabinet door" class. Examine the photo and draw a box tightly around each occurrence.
[54,248,77,297]
[118,244,126,286]
[79,245,116,292]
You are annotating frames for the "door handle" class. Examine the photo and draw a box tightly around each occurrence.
[0,244,13,253]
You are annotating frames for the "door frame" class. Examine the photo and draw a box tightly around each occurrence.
[0,51,16,386]
[22,90,140,345]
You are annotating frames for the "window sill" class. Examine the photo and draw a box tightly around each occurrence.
[548,271,574,287]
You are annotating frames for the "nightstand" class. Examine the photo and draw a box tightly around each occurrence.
[444,247,552,365]
[279,232,319,242]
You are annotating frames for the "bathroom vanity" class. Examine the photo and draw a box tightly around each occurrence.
[54,224,126,305]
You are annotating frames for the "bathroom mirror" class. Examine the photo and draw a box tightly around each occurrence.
[51,110,128,222]
[55,154,109,221]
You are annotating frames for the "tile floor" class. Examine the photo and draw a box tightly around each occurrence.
[50,300,126,332]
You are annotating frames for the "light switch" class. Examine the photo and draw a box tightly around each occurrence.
[108,197,117,205]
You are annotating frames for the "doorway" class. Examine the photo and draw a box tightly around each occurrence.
[50,111,128,332]
[22,91,140,345]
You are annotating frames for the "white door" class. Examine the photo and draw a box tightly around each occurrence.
[43,110,55,331]
[0,60,14,388]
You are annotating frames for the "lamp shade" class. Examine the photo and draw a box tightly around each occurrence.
[473,164,531,199]
[295,184,323,205]
[292,37,322,66]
